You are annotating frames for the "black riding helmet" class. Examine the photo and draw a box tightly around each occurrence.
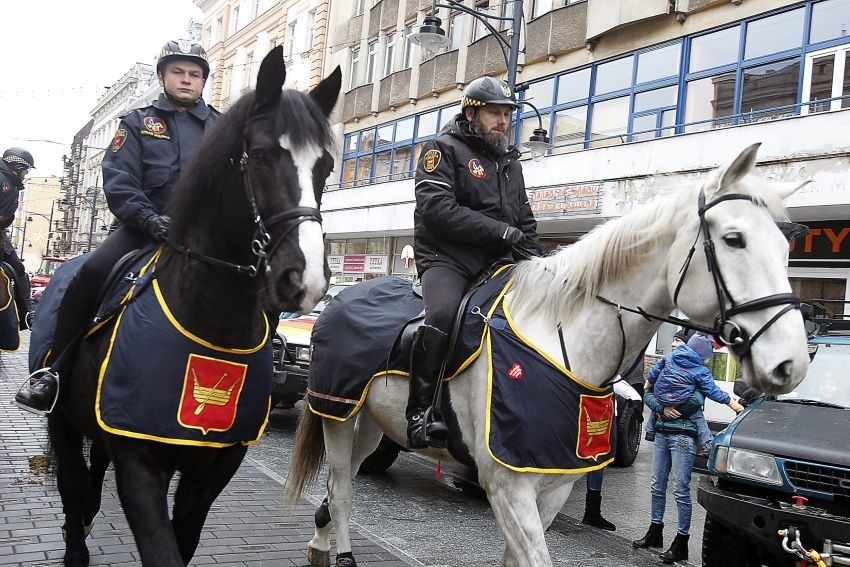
[461,76,518,109]
[2,147,35,172]
[157,39,210,81]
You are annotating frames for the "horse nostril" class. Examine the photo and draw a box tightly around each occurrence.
[277,269,304,301]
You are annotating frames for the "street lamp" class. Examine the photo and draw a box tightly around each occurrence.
[408,0,550,158]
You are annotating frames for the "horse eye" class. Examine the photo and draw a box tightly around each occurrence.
[723,232,746,249]
[250,149,268,164]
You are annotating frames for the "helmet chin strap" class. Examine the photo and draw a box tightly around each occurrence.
[163,89,200,108]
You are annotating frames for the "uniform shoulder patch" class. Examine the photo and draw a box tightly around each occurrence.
[468,158,486,179]
[1,182,9,194]
[423,149,441,173]
[142,116,168,137]
[111,128,128,153]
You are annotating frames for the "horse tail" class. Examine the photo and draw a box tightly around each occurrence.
[284,404,325,505]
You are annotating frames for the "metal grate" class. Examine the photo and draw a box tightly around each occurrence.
[784,461,850,497]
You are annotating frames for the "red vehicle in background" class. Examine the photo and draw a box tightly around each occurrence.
[30,256,72,311]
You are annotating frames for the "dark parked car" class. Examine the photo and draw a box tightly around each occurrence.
[698,301,850,567]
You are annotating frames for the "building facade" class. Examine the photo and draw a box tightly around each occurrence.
[10,176,62,272]
[196,0,331,109]
[318,0,850,304]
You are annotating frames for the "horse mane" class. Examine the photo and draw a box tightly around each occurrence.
[509,175,789,324]
[168,88,335,231]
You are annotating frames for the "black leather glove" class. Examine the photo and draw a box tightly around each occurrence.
[143,215,170,240]
[502,226,524,245]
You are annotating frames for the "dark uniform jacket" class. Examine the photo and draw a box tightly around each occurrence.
[102,94,219,229]
[413,115,541,279]
[0,162,24,256]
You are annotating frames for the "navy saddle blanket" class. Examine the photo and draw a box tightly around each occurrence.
[0,262,21,352]
[307,269,615,473]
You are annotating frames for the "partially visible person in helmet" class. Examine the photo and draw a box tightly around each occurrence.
[15,39,219,415]
[0,147,35,328]
[406,76,544,448]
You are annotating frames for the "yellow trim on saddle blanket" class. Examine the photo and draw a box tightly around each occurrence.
[94,257,271,448]
[0,268,13,311]
[0,267,21,352]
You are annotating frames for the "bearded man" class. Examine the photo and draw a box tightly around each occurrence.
[407,76,544,448]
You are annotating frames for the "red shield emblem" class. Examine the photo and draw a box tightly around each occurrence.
[111,128,127,153]
[576,394,613,461]
[507,363,523,380]
[178,354,247,434]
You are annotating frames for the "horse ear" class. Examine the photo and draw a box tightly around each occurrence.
[772,179,811,200]
[309,66,342,117]
[256,46,286,108]
[706,143,761,198]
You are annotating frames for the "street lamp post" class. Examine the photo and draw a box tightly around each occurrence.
[408,0,551,158]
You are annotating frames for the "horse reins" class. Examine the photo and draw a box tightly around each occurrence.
[164,146,322,277]
[596,188,801,381]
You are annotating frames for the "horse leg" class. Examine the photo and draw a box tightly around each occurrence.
[48,415,91,567]
[107,437,183,566]
[171,445,247,564]
[481,471,552,567]
[311,418,358,567]
[82,443,110,534]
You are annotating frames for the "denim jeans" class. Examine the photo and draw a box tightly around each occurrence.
[650,432,697,535]
[646,411,714,453]
[586,469,604,492]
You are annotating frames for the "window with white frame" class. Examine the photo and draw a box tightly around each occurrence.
[306,10,316,51]
[383,33,396,77]
[349,48,360,89]
[473,0,489,41]
[366,40,378,83]
[213,16,223,43]
[532,0,553,19]
[252,0,261,17]
[354,0,365,16]
[230,5,241,35]
[802,45,850,114]
[285,21,297,58]
[403,23,415,69]
[447,12,463,51]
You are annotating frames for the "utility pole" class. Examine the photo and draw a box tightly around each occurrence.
[44,202,55,257]
[18,220,27,256]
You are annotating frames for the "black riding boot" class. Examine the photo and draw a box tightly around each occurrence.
[632,522,664,548]
[406,324,450,449]
[581,489,615,531]
[659,533,689,564]
[14,273,93,416]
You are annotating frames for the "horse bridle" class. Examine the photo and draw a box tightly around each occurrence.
[165,146,323,277]
[596,188,800,382]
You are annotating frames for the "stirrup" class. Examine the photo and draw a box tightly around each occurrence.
[12,368,60,417]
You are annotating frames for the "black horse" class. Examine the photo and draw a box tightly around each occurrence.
[47,47,341,566]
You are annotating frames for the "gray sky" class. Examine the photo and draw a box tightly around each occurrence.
[1,0,203,178]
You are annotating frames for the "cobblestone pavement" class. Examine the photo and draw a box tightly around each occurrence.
[1,332,706,566]
[0,335,412,567]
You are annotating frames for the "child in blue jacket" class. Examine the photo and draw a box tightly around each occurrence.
[644,331,743,454]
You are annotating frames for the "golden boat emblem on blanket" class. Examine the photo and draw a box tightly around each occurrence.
[576,394,614,461]
[178,354,248,435]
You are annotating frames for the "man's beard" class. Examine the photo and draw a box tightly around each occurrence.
[470,115,509,154]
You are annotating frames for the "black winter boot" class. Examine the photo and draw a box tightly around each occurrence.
[406,325,450,449]
[581,490,615,531]
[632,522,664,549]
[659,533,689,563]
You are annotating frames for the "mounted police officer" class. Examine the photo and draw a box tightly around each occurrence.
[408,76,543,448]
[0,147,35,327]
[15,39,219,414]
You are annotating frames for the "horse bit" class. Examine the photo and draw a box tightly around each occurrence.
[165,144,323,277]
[597,188,801,381]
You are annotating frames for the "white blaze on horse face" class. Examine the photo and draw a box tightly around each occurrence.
[279,134,327,311]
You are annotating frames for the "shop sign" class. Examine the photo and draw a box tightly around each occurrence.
[343,255,366,272]
[365,255,388,273]
[789,221,850,267]
[526,183,602,219]
[328,255,344,272]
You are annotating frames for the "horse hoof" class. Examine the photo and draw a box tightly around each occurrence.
[307,546,330,567]
[63,545,90,567]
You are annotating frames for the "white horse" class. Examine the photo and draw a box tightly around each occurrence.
[285,144,810,567]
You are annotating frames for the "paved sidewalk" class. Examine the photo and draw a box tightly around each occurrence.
[0,336,413,566]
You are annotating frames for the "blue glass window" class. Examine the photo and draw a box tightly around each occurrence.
[417,110,439,137]
[810,0,850,44]
[636,43,681,84]
[557,68,591,104]
[595,57,634,95]
[689,26,740,73]
[744,8,805,60]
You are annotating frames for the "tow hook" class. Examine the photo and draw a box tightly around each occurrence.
[779,526,850,566]
[792,496,808,509]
